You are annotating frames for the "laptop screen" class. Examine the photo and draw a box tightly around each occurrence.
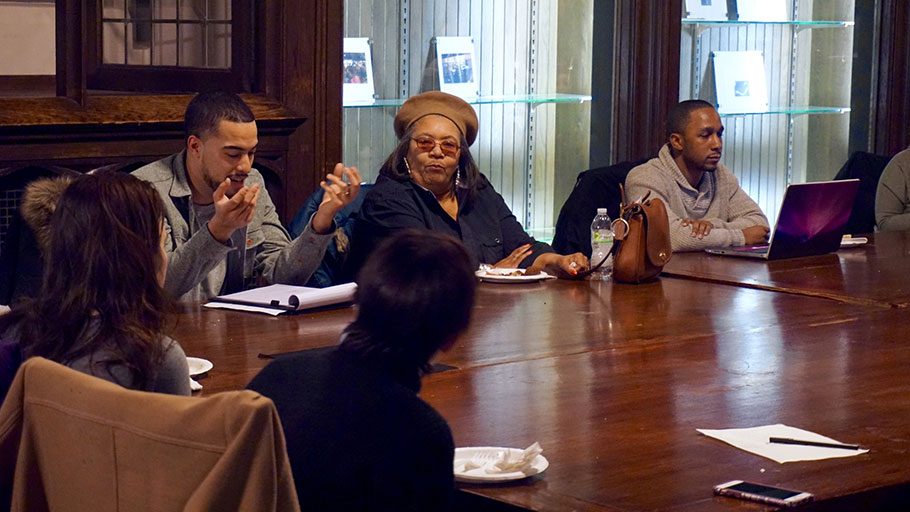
[767,179,860,260]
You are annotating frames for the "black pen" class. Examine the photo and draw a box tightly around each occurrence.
[768,437,862,450]
[207,297,297,312]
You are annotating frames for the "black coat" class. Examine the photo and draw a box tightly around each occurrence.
[347,173,552,279]
[552,159,650,257]
[247,347,454,512]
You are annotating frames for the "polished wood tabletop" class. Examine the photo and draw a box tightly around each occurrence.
[169,269,910,511]
[169,233,910,510]
[422,304,910,511]
[174,278,872,396]
[661,231,910,308]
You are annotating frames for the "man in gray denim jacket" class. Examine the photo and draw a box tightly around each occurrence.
[134,91,361,302]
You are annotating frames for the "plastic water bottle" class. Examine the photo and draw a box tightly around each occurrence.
[590,208,613,281]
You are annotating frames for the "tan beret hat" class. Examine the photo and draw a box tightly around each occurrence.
[394,91,479,146]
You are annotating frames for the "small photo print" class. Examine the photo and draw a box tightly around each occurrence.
[441,53,474,84]
[342,38,375,104]
[343,52,368,84]
[434,36,478,97]
[734,81,751,97]
[685,0,727,20]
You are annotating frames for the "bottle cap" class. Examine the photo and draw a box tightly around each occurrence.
[596,208,607,215]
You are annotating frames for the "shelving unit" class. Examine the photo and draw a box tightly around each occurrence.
[343,93,591,109]
[680,4,855,225]
[342,0,593,231]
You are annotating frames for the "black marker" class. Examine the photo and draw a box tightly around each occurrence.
[768,437,862,450]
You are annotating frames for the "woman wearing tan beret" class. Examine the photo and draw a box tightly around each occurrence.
[347,91,588,279]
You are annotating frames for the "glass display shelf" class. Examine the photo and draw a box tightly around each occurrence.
[681,20,854,28]
[344,93,592,109]
[717,106,850,117]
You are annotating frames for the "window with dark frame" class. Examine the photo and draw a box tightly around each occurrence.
[86,0,252,93]
[100,0,232,69]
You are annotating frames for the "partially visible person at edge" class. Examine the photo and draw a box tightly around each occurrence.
[0,171,190,397]
[346,91,588,279]
[624,99,770,252]
[875,144,910,232]
[248,230,476,511]
[133,90,362,302]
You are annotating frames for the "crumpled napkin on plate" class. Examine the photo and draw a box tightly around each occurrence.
[464,442,543,474]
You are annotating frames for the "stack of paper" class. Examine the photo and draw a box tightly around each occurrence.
[204,283,357,316]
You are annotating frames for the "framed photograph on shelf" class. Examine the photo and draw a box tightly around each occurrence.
[712,51,769,114]
[434,36,479,98]
[736,0,788,22]
[684,0,728,21]
[342,37,375,105]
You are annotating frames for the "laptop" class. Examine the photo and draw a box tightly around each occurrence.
[705,179,860,260]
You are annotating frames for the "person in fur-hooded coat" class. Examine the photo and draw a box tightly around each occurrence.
[0,176,72,305]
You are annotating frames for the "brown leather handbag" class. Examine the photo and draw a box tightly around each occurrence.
[609,185,672,283]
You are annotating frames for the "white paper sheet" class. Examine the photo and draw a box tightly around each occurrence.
[712,50,769,114]
[736,0,788,22]
[204,283,357,316]
[697,424,869,463]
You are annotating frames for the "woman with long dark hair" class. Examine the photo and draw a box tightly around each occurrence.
[0,171,190,395]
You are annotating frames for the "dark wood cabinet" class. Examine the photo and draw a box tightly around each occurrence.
[0,0,342,230]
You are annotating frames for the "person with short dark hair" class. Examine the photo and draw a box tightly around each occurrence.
[347,91,588,280]
[134,91,362,301]
[875,145,910,231]
[248,230,476,512]
[625,99,769,252]
[0,171,190,396]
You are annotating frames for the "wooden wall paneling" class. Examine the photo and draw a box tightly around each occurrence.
[611,0,682,164]
[0,94,304,222]
[589,0,615,169]
[0,76,56,98]
[848,0,876,155]
[56,0,87,104]
[257,0,284,98]
[872,0,910,156]
[280,0,344,222]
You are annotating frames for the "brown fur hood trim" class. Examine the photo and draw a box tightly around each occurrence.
[20,176,73,254]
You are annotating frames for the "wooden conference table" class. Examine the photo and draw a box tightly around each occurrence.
[662,231,910,308]
[175,235,910,511]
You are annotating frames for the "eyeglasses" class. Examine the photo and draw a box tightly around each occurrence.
[411,136,460,157]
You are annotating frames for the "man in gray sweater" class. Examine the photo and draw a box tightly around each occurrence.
[134,91,361,302]
[875,146,910,232]
[625,100,769,252]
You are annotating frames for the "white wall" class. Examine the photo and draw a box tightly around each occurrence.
[0,1,55,75]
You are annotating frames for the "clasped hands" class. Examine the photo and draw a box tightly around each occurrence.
[682,218,769,245]
[493,244,589,279]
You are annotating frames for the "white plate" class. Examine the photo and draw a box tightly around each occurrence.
[186,357,213,376]
[453,447,549,483]
[475,268,554,284]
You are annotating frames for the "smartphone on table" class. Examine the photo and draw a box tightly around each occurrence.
[714,480,813,507]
